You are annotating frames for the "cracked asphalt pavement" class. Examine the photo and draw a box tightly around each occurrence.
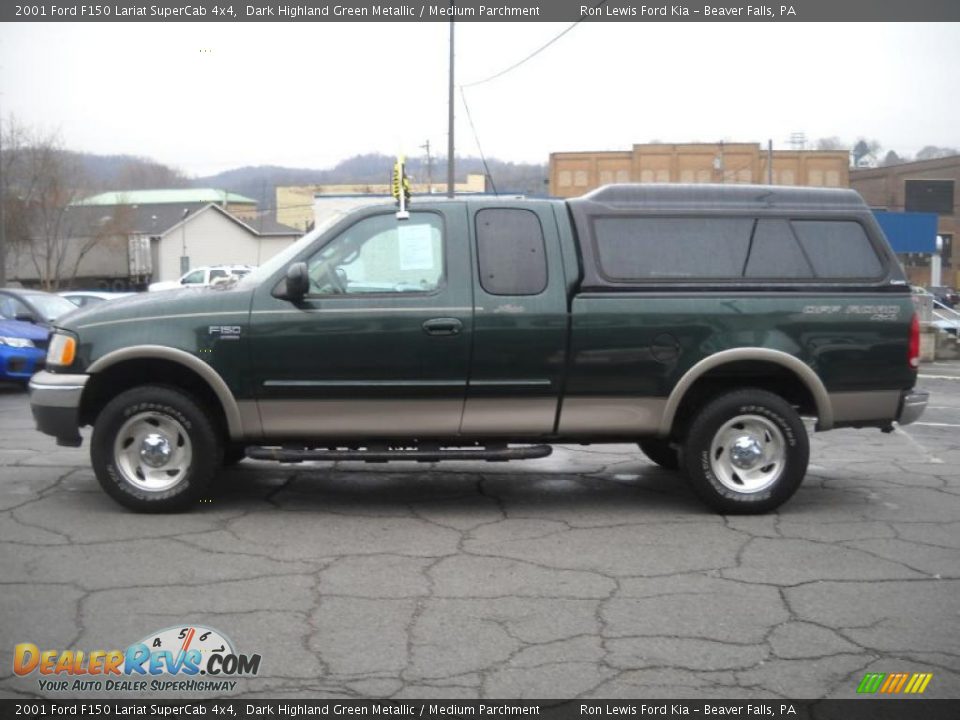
[1,369,959,700]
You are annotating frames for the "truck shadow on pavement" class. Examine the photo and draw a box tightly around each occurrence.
[206,460,816,517]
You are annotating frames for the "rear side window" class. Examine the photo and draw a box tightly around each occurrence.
[593,217,753,280]
[744,220,814,278]
[791,221,883,278]
[476,209,548,295]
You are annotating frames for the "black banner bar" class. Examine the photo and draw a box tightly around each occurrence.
[4,0,960,22]
[2,700,960,720]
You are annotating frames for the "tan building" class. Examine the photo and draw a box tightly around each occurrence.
[277,174,488,231]
[549,143,850,198]
[851,156,959,288]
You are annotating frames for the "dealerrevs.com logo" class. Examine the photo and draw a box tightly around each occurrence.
[13,625,261,693]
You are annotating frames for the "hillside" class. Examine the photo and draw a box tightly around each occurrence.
[70,152,549,212]
[191,153,550,209]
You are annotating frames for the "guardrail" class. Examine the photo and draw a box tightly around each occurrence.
[932,297,960,336]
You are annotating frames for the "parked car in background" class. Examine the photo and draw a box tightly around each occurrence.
[0,317,47,384]
[0,288,78,327]
[148,265,254,292]
[60,291,135,308]
[928,286,958,309]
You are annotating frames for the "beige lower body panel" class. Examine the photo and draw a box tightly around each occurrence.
[237,401,262,439]
[460,397,558,435]
[558,396,667,436]
[257,399,464,438]
[829,390,901,424]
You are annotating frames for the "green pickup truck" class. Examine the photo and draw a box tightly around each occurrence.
[29,184,927,514]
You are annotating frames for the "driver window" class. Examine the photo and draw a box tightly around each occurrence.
[182,270,205,285]
[307,213,444,295]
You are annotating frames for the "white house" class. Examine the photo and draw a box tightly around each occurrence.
[154,204,300,283]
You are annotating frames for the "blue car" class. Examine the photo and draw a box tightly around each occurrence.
[0,317,48,383]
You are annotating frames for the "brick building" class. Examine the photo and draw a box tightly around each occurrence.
[850,156,960,288]
[549,143,850,198]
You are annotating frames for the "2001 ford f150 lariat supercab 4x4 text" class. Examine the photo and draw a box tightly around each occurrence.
[29,184,928,513]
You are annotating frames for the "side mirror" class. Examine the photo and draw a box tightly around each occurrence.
[14,312,37,324]
[273,262,310,301]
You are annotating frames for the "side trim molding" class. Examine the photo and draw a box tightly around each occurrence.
[660,348,833,436]
[86,346,246,439]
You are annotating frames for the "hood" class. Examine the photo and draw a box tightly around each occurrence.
[0,318,50,342]
[55,284,254,333]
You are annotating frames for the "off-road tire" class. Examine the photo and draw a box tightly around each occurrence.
[91,385,222,513]
[682,388,809,514]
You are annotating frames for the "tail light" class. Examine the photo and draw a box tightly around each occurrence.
[908,312,920,369]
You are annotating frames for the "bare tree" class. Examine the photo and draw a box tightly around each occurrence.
[852,138,882,166]
[2,118,107,290]
[815,137,847,151]
[880,150,905,166]
[117,157,189,189]
[915,145,959,161]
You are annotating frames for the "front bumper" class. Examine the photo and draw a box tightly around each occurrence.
[28,370,89,447]
[897,389,929,427]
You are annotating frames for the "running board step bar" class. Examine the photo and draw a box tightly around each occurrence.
[245,444,553,464]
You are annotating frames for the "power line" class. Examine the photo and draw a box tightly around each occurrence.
[460,5,605,88]
[459,88,497,196]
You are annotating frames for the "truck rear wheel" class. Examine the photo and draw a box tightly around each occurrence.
[638,438,680,470]
[91,385,222,512]
[682,388,808,514]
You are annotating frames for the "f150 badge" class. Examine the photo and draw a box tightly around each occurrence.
[208,325,242,340]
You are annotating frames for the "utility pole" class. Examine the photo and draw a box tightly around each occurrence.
[767,139,774,185]
[446,10,455,198]
[421,139,433,194]
[714,140,725,183]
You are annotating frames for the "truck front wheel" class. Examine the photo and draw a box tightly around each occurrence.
[91,385,223,512]
[682,389,809,514]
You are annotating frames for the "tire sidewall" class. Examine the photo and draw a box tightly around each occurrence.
[91,387,220,512]
[686,391,809,513]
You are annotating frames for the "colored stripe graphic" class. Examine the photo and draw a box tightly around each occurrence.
[857,673,885,693]
[857,672,933,694]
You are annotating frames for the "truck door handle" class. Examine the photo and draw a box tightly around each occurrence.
[422,318,462,336]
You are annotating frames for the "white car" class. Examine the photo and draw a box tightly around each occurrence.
[148,265,254,292]
[59,291,134,308]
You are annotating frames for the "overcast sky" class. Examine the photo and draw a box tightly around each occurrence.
[2,22,958,176]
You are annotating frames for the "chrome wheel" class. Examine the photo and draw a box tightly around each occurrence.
[709,414,785,494]
[113,411,193,492]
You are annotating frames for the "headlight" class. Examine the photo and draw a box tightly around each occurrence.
[47,333,77,367]
[0,336,35,349]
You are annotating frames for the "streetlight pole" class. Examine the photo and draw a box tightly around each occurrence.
[446,11,455,198]
[179,208,190,276]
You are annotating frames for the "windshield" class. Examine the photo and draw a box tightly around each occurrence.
[26,294,78,322]
[237,211,347,288]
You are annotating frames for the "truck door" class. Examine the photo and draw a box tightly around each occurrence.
[461,202,569,436]
[247,205,472,439]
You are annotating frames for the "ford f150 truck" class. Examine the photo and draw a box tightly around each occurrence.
[29,184,928,514]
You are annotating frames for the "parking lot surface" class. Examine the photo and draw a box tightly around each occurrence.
[1,369,959,700]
